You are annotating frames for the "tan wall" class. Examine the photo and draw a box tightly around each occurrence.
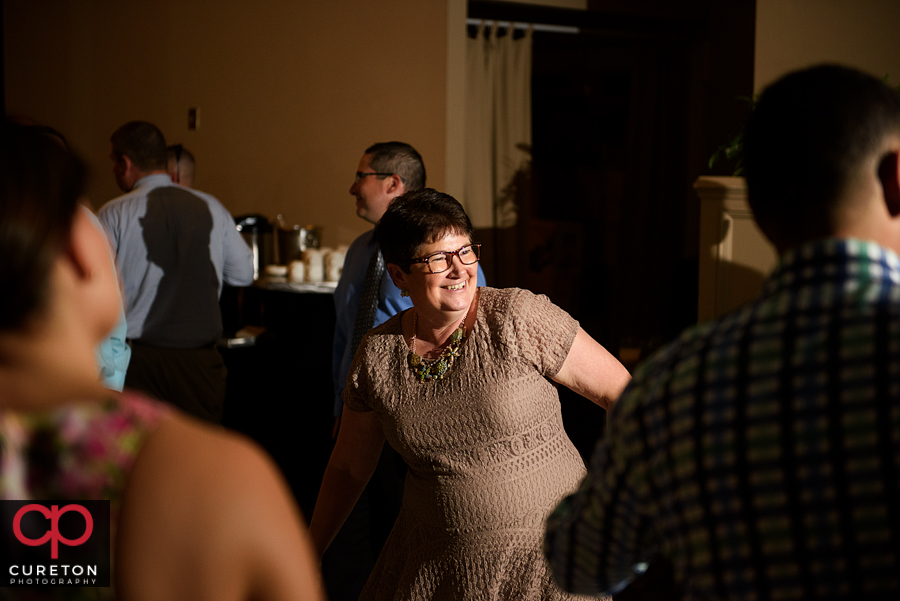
[755,0,900,93]
[4,0,448,248]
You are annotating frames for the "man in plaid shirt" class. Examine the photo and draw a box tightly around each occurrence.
[546,64,900,600]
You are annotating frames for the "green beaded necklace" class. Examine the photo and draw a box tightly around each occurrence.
[407,312,467,382]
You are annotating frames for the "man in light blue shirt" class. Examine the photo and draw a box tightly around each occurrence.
[99,121,252,422]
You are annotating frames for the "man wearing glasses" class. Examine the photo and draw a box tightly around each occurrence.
[334,142,428,436]
[327,142,484,599]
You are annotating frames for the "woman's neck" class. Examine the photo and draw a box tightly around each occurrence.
[414,311,465,346]
[0,317,107,412]
[407,289,479,360]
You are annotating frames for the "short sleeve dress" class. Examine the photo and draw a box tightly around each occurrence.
[344,287,599,601]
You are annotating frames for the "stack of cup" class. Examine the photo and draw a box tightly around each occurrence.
[303,248,326,283]
[324,247,347,282]
[288,260,305,283]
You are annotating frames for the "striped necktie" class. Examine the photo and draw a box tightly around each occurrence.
[351,247,385,353]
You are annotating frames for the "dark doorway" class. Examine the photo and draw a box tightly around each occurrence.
[471,0,754,361]
[530,30,697,348]
[469,1,755,464]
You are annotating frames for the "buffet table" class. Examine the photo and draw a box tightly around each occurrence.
[219,279,337,518]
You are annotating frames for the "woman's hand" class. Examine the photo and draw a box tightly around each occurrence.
[552,328,632,411]
[308,408,386,556]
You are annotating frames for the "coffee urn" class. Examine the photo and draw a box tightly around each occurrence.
[234,214,274,280]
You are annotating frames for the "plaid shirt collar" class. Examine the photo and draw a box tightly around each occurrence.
[762,237,900,299]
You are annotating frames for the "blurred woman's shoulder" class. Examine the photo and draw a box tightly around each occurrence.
[116,404,325,600]
[0,392,169,501]
[0,393,324,599]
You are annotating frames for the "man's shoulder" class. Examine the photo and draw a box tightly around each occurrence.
[340,230,376,267]
[346,230,375,253]
[98,189,147,221]
[617,304,756,420]
[163,184,228,212]
[333,229,375,298]
[99,174,174,214]
[182,185,225,206]
[152,185,238,228]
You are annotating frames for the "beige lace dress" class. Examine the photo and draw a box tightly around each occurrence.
[344,287,597,600]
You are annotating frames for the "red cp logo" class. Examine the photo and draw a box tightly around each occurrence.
[12,504,93,559]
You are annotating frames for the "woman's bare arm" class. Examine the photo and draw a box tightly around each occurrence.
[552,327,631,412]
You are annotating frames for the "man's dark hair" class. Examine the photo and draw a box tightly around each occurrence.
[744,64,900,250]
[0,119,87,333]
[366,142,426,191]
[376,188,474,272]
[110,121,167,172]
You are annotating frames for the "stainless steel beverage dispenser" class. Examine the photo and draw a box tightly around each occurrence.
[234,214,274,280]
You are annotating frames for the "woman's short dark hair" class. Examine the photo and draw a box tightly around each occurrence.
[0,120,87,332]
[376,188,475,272]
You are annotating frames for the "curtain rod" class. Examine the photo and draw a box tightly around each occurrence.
[465,18,580,35]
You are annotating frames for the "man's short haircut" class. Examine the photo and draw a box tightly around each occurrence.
[167,144,195,182]
[110,121,167,172]
[744,64,900,250]
[365,142,426,192]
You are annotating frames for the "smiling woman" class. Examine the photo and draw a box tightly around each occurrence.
[309,188,632,601]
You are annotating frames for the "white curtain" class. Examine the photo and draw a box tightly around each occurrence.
[464,23,532,229]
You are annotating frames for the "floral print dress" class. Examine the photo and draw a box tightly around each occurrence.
[0,392,169,600]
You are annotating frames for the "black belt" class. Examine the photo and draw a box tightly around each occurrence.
[127,339,217,350]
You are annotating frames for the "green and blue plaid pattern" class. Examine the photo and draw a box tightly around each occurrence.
[546,238,900,600]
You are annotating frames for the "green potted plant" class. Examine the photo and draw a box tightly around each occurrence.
[707,95,758,176]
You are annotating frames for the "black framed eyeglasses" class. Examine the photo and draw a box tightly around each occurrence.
[355,171,407,184]
[409,244,481,274]
[355,171,393,183]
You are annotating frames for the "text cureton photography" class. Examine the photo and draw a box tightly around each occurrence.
[0,501,110,589]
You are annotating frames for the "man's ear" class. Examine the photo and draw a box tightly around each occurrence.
[385,174,405,196]
[122,153,136,173]
[878,150,900,217]
[386,263,408,292]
